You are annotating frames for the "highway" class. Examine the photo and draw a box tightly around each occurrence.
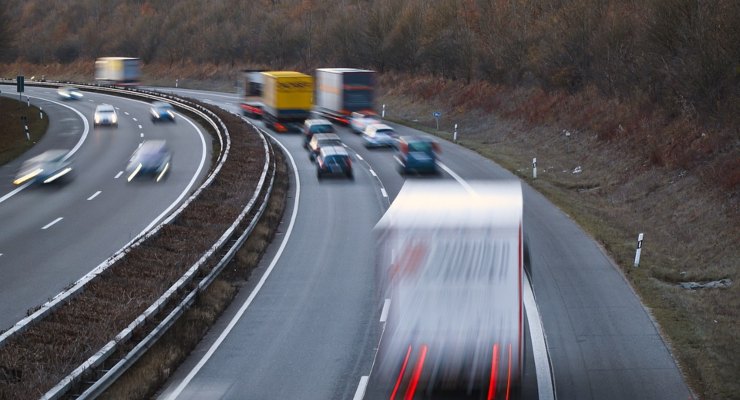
[0,86,212,331]
[151,88,689,399]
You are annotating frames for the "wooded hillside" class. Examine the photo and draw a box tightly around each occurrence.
[2,0,738,122]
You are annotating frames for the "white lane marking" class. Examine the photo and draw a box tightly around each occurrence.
[115,107,120,110]
[353,376,369,400]
[0,95,90,205]
[163,128,300,400]
[87,191,101,201]
[380,298,391,323]
[88,99,94,102]
[369,169,377,177]
[138,124,142,129]
[0,253,3,257]
[356,154,364,161]
[133,117,138,122]
[439,162,556,400]
[380,188,388,198]
[42,217,63,230]
[114,171,124,179]
[140,133,145,138]
[124,112,130,116]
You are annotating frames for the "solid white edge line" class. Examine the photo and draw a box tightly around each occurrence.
[41,217,63,230]
[353,376,370,400]
[356,154,364,161]
[380,298,391,323]
[434,161,556,400]
[163,128,301,400]
[114,171,124,179]
[380,188,388,198]
[0,94,89,205]
[87,191,102,201]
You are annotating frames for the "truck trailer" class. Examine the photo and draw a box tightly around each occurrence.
[94,57,141,85]
[261,71,314,133]
[374,180,524,398]
[314,68,375,125]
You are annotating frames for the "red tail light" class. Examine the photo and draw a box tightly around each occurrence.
[404,344,428,400]
[275,123,287,132]
[391,345,413,400]
[488,343,500,400]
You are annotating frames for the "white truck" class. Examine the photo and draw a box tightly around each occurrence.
[314,68,375,124]
[94,57,141,85]
[374,180,524,397]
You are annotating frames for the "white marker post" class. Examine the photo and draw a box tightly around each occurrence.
[27,97,30,107]
[382,104,386,119]
[24,125,30,141]
[40,107,43,120]
[176,78,179,88]
[454,123,458,142]
[532,157,537,179]
[634,233,644,267]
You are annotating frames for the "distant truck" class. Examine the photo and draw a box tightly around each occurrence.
[94,57,141,85]
[314,68,375,125]
[239,69,266,118]
[261,71,314,133]
[374,180,524,397]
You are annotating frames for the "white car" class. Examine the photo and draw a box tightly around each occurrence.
[349,111,380,134]
[94,104,118,127]
[362,123,397,148]
[57,86,83,100]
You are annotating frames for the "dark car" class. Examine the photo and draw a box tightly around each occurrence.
[308,133,342,161]
[316,146,353,180]
[395,136,440,175]
[13,149,73,185]
[126,140,172,182]
[150,101,176,123]
[303,119,335,148]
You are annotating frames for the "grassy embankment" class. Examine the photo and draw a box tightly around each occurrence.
[0,95,48,165]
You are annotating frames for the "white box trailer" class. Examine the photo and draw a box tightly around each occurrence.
[314,68,375,124]
[94,57,141,85]
[374,180,524,397]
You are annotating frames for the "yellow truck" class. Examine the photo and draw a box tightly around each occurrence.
[261,71,313,132]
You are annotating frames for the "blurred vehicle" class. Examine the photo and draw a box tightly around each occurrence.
[261,71,313,133]
[94,104,118,127]
[303,118,335,148]
[57,86,83,100]
[126,140,171,182]
[239,69,265,118]
[150,101,176,123]
[349,111,381,134]
[362,123,397,148]
[308,133,342,161]
[374,181,524,397]
[316,146,353,180]
[13,150,73,185]
[94,57,141,85]
[314,68,375,124]
[395,135,440,175]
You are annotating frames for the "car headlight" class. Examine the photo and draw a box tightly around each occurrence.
[95,115,100,124]
[112,114,118,123]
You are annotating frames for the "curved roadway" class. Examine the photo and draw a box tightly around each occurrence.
[0,86,211,332]
[150,88,691,400]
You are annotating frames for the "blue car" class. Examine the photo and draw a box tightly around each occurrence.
[395,136,439,175]
[13,150,73,185]
[126,140,172,182]
[150,101,176,123]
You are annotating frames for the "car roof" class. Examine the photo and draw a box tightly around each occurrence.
[366,123,393,131]
[96,104,115,111]
[319,145,350,157]
[305,118,332,126]
[312,133,341,141]
[28,149,69,163]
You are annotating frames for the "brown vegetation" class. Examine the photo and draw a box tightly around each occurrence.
[0,96,48,165]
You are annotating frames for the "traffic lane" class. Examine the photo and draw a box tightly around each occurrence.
[0,90,87,196]
[160,129,383,400]
[0,89,210,330]
[359,120,691,398]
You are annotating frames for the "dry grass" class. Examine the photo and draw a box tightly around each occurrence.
[378,72,739,400]
[0,96,48,165]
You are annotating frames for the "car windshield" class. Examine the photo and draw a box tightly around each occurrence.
[311,125,334,133]
[327,155,349,166]
[408,141,432,153]
[318,139,342,147]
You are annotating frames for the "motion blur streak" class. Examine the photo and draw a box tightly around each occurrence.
[157,163,170,182]
[13,168,42,185]
[405,344,428,400]
[391,345,413,400]
[43,167,72,184]
[489,344,500,400]
[127,163,142,182]
[506,343,512,400]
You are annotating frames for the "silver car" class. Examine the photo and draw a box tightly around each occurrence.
[94,104,118,127]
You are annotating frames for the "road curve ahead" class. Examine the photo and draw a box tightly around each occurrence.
[0,86,211,331]
[155,87,690,400]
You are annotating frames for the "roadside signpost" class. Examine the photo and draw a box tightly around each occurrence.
[433,111,441,130]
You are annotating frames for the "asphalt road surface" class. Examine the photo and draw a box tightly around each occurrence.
[0,85,211,332]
